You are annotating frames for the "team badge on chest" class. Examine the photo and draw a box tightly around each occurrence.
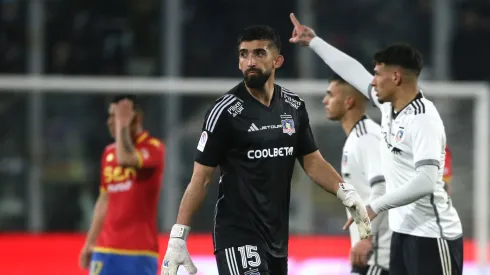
[395,127,405,143]
[280,114,295,136]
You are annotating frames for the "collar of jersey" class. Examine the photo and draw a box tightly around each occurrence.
[347,115,368,137]
[392,92,423,119]
[136,131,149,144]
[239,81,279,111]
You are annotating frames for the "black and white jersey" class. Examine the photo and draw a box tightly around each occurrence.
[195,82,318,257]
[342,116,391,269]
[368,89,463,239]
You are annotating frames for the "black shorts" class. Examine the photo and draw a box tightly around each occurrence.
[215,245,287,275]
[352,265,389,275]
[390,232,463,275]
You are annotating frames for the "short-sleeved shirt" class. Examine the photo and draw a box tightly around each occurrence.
[341,116,391,269]
[368,89,462,239]
[96,131,165,257]
[195,81,317,257]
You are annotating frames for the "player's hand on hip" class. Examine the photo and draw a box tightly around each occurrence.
[161,224,197,275]
[350,239,372,267]
[288,13,316,46]
[114,99,135,127]
[78,245,93,269]
[336,183,372,239]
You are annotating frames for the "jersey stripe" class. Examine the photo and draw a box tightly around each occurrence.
[360,120,367,135]
[369,175,385,187]
[354,120,367,137]
[225,248,239,275]
[415,159,440,169]
[430,194,445,237]
[411,98,426,115]
[281,87,304,101]
[205,95,236,133]
[213,194,224,250]
[437,238,452,275]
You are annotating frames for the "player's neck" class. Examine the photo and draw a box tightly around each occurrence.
[392,86,419,113]
[341,110,366,136]
[246,79,275,107]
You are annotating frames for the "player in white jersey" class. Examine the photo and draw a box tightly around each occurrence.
[324,74,391,275]
[289,13,463,275]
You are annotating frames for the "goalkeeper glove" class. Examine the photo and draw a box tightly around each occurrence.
[336,182,372,239]
[161,224,197,275]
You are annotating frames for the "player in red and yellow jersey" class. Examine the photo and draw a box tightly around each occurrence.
[443,145,453,196]
[79,95,165,275]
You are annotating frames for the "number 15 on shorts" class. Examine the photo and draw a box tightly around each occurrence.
[218,245,264,275]
[237,245,261,269]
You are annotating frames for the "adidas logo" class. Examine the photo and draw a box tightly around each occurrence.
[248,123,260,132]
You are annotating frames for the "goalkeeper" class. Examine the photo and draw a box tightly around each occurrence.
[160,25,371,275]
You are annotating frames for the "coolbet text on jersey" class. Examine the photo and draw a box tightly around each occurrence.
[342,116,391,273]
[91,131,165,275]
[195,82,318,274]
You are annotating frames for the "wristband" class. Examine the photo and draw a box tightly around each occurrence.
[170,224,191,241]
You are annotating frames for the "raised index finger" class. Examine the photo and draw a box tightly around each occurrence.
[289,13,301,27]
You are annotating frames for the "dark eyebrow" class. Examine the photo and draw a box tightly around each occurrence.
[239,48,267,53]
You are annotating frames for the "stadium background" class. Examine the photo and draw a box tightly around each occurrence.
[0,0,489,274]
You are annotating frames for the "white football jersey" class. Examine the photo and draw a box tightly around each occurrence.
[341,116,391,269]
[368,88,463,239]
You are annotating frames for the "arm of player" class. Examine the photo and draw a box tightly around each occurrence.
[299,150,344,195]
[79,191,108,269]
[299,151,371,238]
[308,37,373,99]
[369,116,442,214]
[296,101,371,238]
[176,163,215,226]
[289,13,377,106]
[114,122,141,167]
[162,98,232,275]
[113,99,141,167]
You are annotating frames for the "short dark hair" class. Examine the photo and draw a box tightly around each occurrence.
[373,43,424,76]
[110,94,142,111]
[237,25,282,53]
[328,73,348,84]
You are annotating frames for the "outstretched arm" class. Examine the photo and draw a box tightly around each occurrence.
[289,13,376,104]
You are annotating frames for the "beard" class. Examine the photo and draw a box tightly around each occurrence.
[243,69,271,90]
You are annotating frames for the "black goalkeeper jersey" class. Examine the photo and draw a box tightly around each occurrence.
[194,81,318,257]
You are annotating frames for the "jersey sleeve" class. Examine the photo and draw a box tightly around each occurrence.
[308,37,380,109]
[136,138,165,168]
[411,116,444,169]
[296,102,318,157]
[356,134,385,187]
[194,96,233,167]
[443,146,452,182]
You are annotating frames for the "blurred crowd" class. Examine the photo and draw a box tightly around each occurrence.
[0,0,489,233]
[2,0,490,79]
